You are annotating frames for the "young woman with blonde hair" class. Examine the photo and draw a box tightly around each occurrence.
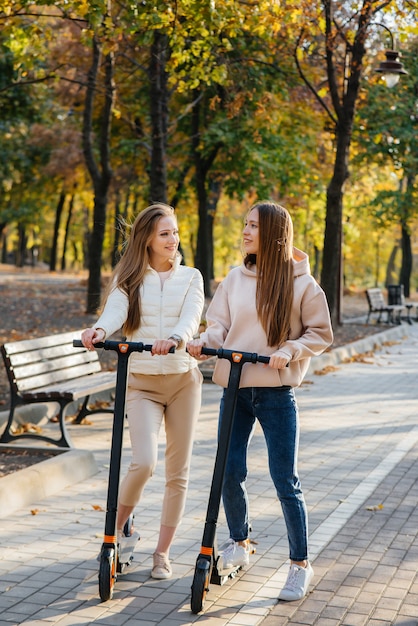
[187,201,333,601]
[82,203,204,580]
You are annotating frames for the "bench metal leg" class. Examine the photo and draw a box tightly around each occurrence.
[0,404,20,444]
[73,395,114,424]
[0,400,73,448]
[54,401,74,447]
[405,305,413,325]
[73,395,92,424]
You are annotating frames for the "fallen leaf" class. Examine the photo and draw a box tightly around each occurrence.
[342,351,375,364]
[72,417,93,425]
[313,365,340,375]
[12,423,43,435]
[366,503,384,511]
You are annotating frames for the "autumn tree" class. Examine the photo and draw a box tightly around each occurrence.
[293,0,417,325]
[0,22,47,262]
[354,37,418,295]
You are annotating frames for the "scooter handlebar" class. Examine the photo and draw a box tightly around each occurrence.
[199,346,270,364]
[73,339,175,353]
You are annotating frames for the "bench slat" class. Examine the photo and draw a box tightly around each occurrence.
[6,343,95,367]
[14,361,106,392]
[10,353,102,387]
[3,330,82,354]
[21,371,116,401]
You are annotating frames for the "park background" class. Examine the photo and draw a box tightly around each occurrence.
[0,1,417,328]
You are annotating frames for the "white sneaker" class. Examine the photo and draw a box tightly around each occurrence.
[279,562,314,601]
[151,552,172,579]
[217,539,251,571]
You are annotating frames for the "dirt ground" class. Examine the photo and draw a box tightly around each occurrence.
[0,265,394,476]
[0,447,59,477]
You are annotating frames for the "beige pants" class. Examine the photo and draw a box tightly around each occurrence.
[118,367,202,528]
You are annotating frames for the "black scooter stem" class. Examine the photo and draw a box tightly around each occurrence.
[72,340,174,539]
[197,347,272,552]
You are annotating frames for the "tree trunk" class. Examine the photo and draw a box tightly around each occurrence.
[16,224,27,267]
[149,31,168,204]
[61,193,74,271]
[399,221,412,297]
[320,128,348,326]
[385,245,399,287]
[194,171,211,296]
[88,191,108,312]
[312,245,320,281]
[49,190,66,272]
[206,177,222,280]
[191,92,222,297]
[320,0,375,327]
[399,172,415,297]
[82,205,90,270]
[82,33,115,314]
[170,162,193,264]
[0,223,6,263]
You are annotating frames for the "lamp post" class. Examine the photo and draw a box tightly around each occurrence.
[374,25,408,88]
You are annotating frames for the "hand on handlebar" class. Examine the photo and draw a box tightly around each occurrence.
[186,343,290,369]
[267,353,290,369]
[151,338,178,356]
[186,339,209,360]
[81,328,105,351]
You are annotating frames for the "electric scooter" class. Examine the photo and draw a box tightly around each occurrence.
[73,339,174,602]
[190,346,271,614]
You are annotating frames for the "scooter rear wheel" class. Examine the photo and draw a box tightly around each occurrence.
[191,559,210,614]
[99,550,116,602]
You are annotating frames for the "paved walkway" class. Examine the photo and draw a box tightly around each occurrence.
[1,324,418,626]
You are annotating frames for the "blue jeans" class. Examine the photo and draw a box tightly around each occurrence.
[220,386,308,562]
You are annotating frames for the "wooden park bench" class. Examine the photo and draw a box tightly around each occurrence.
[365,288,405,325]
[0,330,116,448]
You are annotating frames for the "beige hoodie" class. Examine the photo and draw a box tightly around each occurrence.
[200,248,333,388]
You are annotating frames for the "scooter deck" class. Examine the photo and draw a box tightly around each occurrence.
[117,531,141,573]
[211,564,242,585]
[211,538,256,584]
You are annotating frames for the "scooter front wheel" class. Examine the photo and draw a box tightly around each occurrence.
[99,548,116,602]
[191,558,211,614]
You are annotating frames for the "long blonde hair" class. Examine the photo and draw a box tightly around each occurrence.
[103,203,180,335]
[244,201,294,347]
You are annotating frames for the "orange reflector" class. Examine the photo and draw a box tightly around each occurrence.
[200,546,213,556]
[104,534,117,544]
[119,343,129,353]
[232,352,243,363]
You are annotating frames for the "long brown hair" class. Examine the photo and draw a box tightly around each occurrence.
[102,203,179,335]
[244,201,294,347]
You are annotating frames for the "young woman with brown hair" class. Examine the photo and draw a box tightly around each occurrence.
[187,201,333,601]
[81,203,204,580]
